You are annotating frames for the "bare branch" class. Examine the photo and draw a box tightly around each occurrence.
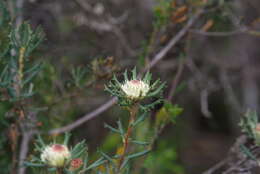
[11,0,24,27]
[143,9,204,72]
[167,58,184,100]
[202,157,230,174]
[49,98,117,135]
[220,69,242,113]
[74,0,93,13]
[200,89,213,118]
[202,135,260,174]
[17,130,35,174]
[73,0,136,56]
[189,28,247,37]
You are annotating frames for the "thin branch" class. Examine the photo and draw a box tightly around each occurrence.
[189,28,247,37]
[49,97,117,135]
[220,69,242,114]
[202,157,230,174]
[167,58,184,100]
[12,0,24,28]
[201,135,260,174]
[73,0,136,57]
[111,25,137,57]
[143,9,204,72]
[200,89,212,118]
[74,0,93,13]
[17,130,35,174]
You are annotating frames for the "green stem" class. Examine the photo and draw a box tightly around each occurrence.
[117,104,139,173]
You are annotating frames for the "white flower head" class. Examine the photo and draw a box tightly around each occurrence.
[41,144,71,167]
[121,79,150,100]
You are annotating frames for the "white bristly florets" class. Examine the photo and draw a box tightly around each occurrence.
[41,144,71,167]
[121,80,150,100]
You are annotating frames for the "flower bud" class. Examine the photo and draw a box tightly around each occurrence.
[69,158,83,170]
[121,80,149,100]
[41,144,71,167]
[255,124,260,145]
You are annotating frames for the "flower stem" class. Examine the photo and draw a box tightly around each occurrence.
[57,168,63,174]
[117,104,139,173]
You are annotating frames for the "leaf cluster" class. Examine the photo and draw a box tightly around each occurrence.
[0,1,44,102]
[153,0,173,28]
[102,110,151,173]
[239,110,258,140]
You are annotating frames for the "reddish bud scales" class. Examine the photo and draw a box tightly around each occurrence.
[70,158,83,169]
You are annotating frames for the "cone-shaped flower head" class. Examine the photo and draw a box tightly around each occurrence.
[41,144,71,167]
[121,79,150,100]
[106,68,165,107]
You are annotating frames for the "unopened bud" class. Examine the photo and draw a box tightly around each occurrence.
[70,158,83,170]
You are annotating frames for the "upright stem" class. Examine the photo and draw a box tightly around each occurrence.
[11,47,26,174]
[57,168,63,174]
[117,104,139,173]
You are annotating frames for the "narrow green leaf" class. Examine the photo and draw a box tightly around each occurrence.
[71,140,87,158]
[112,74,121,86]
[132,112,148,126]
[240,144,257,161]
[124,70,129,81]
[104,123,120,134]
[22,65,42,85]
[117,120,124,135]
[120,158,129,170]
[143,71,152,84]
[131,140,150,145]
[132,67,137,80]
[47,167,57,172]
[23,162,45,167]
[147,82,166,97]
[99,151,115,166]
[63,132,71,145]
[127,149,150,159]
[36,135,45,147]
[85,157,105,171]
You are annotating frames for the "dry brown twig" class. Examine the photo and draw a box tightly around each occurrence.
[202,135,260,174]
[73,0,136,57]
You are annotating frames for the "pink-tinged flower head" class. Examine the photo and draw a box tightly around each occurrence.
[70,158,83,170]
[41,144,71,167]
[121,80,149,100]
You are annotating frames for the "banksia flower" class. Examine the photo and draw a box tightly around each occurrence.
[41,144,71,167]
[27,134,101,172]
[105,68,166,109]
[121,79,150,100]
